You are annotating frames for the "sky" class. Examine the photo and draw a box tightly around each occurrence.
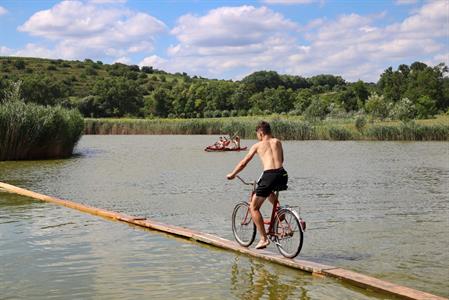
[0,0,448,82]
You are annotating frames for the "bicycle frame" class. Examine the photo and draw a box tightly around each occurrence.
[236,176,287,239]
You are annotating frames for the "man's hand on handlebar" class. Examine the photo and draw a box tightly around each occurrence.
[227,173,236,180]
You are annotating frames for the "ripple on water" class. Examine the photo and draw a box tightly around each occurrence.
[1,137,448,298]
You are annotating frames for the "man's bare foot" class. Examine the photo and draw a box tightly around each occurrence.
[255,239,270,249]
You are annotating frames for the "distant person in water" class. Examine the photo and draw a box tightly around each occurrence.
[227,121,288,249]
[231,135,241,149]
[214,136,226,149]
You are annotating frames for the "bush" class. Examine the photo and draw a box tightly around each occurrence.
[328,127,353,140]
[415,95,437,119]
[365,93,391,120]
[355,116,367,131]
[0,101,84,160]
[304,98,329,121]
[84,66,98,76]
[222,110,230,117]
[14,60,26,70]
[203,111,213,118]
[390,97,416,121]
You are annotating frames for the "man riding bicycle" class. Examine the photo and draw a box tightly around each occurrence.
[227,121,288,249]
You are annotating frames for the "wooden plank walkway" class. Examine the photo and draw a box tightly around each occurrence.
[0,181,446,300]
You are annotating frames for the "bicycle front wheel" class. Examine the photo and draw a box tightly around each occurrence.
[274,209,304,258]
[232,202,256,247]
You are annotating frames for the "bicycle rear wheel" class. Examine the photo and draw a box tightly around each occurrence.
[232,202,256,247]
[274,209,303,258]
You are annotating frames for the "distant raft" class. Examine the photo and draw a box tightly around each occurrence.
[204,145,247,152]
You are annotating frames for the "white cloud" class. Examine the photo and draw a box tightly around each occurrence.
[139,55,167,68]
[262,0,317,4]
[171,6,297,48]
[0,46,13,55]
[113,56,131,64]
[6,1,448,82]
[430,52,449,65]
[160,2,448,81]
[17,0,166,60]
[163,6,298,75]
[287,1,448,80]
[0,6,8,15]
[13,43,56,59]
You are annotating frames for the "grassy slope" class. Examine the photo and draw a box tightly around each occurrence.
[0,56,186,97]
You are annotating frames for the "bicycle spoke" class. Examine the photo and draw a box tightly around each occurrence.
[232,202,256,247]
[274,209,303,258]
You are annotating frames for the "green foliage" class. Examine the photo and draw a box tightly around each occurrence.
[20,76,68,106]
[308,74,345,91]
[0,99,84,160]
[389,97,416,121]
[365,93,391,120]
[1,57,448,121]
[141,66,153,74]
[328,126,353,140]
[92,78,144,117]
[14,59,26,70]
[293,89,313,113]
[337,89,358,112]
[355,116,367,131]
[84,66,98,76]
[415,95,437,119]
[241,70,283,93]
[250,86,294,113]
[304,97,329,121]
[378,62,448,111]
[366,122,449,141]
[84,116,449,141]
[150,87,172,117]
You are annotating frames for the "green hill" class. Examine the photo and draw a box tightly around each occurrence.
[1,56,448,121]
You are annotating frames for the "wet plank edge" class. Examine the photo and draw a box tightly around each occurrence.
[0,182,446,300]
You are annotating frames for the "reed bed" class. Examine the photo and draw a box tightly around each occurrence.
[84,117,449,141]
[0,101,84,160]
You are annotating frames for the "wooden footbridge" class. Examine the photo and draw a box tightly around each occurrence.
[0,181,446,300]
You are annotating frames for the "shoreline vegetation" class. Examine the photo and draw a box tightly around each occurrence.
[1,57,449,159]
[0,83,84,161]
[84,115,449,141]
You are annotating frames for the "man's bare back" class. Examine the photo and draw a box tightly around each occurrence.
[226,122,285,179]
[253,137,284,171]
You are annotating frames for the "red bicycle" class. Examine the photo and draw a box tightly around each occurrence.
[231,175,306,258]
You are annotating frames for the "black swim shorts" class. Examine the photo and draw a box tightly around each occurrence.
[255,167,288,197]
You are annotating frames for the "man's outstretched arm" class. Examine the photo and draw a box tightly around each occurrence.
[227,144,258,179]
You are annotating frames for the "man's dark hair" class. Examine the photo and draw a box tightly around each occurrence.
[256,121,271,135]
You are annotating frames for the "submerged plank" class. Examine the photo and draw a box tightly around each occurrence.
[324,268,447,300]
[0,181,446,300]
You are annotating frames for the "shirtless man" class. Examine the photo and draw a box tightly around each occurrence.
[227,121,288,249]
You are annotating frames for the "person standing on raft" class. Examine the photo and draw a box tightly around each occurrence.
[226,121,288,249]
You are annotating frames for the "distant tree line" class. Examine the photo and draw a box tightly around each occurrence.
[0,57,448,121]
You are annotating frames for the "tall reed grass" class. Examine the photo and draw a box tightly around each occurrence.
[85,117,449,141]
[0,101,84,160]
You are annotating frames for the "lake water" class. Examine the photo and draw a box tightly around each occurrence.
[1,135,448,299]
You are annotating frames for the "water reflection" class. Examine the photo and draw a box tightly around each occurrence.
[230,257,309,300]
[1,136,448,298]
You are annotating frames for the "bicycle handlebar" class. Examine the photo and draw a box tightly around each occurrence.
[236,175,254,186]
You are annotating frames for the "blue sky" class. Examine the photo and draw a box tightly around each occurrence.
[0,0,447,81]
